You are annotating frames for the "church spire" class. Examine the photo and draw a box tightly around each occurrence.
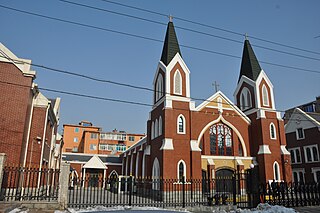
[238,38,262,82]
[160,18,181,66]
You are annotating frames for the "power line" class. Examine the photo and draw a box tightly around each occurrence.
[1,4,319,74]
[1,54,318,112]
[0,79,315,122]
[59,0,320,62]
[99,0,320,56]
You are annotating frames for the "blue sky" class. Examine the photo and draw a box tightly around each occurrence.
[1,0,319,134]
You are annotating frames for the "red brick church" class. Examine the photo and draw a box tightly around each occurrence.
[121,20,292,184]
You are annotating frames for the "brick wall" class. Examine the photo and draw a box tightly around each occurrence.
[0,62,33,165]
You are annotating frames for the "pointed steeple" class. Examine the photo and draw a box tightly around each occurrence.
[238,38,262,82]
[160,18,181,66]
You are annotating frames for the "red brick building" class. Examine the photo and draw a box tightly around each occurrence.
[0,43,61,169]
[62,121,144,181]
[121,21,292,184]
[285,107,320,183]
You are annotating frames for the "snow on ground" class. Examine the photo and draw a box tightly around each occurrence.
[234,203,296,213]
[9,203,297,213]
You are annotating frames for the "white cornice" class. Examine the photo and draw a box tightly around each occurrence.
[0,43,36,78]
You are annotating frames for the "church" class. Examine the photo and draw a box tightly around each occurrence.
[121,20,292,184]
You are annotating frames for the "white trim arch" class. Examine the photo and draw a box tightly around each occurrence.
[151,121,155,139]
[196,114,247,157]
[135,153,139,176]
[108,170,119,179]
[155,119,159,138]
[142,153,146,178]
[159,116,162,136]
[155,74,164,102]
[152,157,160,190]
[262,84,269,107]
[270,122,276,140]
[177,160,186,182]
[174,70,182,95]
[273,161,281,181]
[177,114,186,134]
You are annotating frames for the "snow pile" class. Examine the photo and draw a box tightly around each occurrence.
[234,203,296,213]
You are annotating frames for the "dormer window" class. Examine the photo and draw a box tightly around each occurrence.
[174,70,182,95]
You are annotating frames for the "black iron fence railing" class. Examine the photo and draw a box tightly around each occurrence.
[259,181,320,207]
[0,166,60,201]
[68,173,250,208]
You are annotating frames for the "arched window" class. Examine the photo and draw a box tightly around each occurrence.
[241,94,245,110]
[158,116,162,136]
[155,74,163,101]
[209,123,233,156]
[130,155,133,175]
[262,84,269,106]
[152,158,160,190]
[246,90,251,108]
[174,70,182,95]
[177,160,186,182]
[135,154,139,176]
[273,161,280,181]
[177,114,186,134]
[240,87,252,110]
[151,121,155,139]
[125,157,129,176]
[313,147,319,161]
[142,153,145,178]
[155,119,159,138]
[270,123,276,139]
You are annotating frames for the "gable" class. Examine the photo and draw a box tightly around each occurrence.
[195,91,251,124]
[285,108,320,134]
[83,155,107,169]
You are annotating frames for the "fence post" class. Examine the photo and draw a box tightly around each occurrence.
[58,161,70,210]
[232,174,236,206]
[0,153,6,190]
[128,176,132,206]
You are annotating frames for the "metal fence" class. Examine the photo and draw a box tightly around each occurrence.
[68,172,250,208]
[0,166,60,201]
[260,181,320,207]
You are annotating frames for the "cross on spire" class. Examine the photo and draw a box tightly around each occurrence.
[212,81,220,93]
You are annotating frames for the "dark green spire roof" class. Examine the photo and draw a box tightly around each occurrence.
[160,21,181,66]
[238,39,262,82]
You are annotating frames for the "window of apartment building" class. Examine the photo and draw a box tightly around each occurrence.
[312,168,320,183]
[91,133,98,139]
[90,144,97,150]
[73,137,78,143]
[289,148,301,164]
[75,127,79,133]
[292,169,305,183]
[304,145,319,163]
[129,136,135,142]
[72,147,78,152]
[296,128,305,140]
